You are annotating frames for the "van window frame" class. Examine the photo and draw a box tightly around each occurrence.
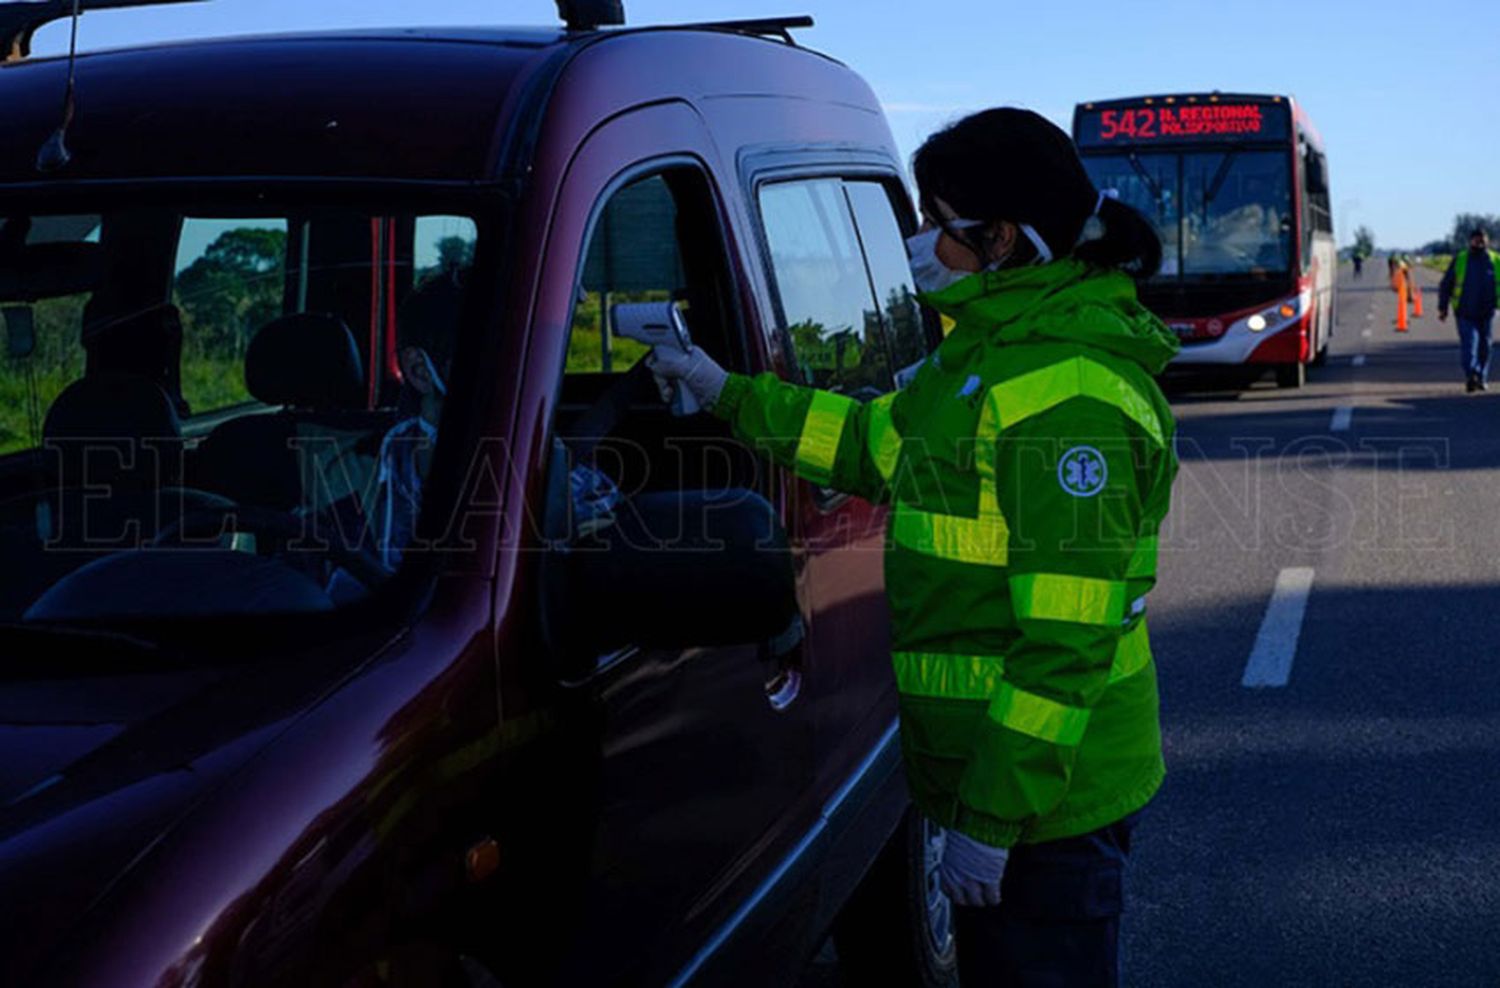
[742,155,941,387]
[559,155,752,384]
[540,154,755,677]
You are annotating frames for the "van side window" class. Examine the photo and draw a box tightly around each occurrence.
[0,215,96,457]
[568,174,685,375]
[759,179,896,399]
[843,181,930,374]
[0,294,87,457]
[557,166,747,494]
[173,218,288,415]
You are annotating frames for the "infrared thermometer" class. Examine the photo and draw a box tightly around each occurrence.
[610,301,699,416]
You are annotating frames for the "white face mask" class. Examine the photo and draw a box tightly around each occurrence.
[905,227,971,294]
[906,218,1055,294]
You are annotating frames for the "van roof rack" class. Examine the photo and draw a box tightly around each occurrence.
[2,0,204,62]
[676,16,814,45]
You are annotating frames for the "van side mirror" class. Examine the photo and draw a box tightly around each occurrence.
[553,488,798,676]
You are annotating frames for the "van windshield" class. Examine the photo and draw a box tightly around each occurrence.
[0,202,482,627]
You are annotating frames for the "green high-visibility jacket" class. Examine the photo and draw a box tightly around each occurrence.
[1449,248,1500,311]
[713,259,1180,847]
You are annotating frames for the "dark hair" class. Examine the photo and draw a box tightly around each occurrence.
[912,107,1162,279]
[1471,227,1488,239]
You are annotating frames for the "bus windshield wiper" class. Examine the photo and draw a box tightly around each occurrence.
[1203,149,1241,209]
[1126,153,1165,208]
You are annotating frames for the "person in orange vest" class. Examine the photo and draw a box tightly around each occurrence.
[1439,227,1500,392]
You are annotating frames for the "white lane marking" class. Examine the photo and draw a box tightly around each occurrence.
[1352,354,1366,367]
[1242,567,1316,688]
[1361,328,1372,338]
[1330,406,1353,431]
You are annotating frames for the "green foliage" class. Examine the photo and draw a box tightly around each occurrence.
[884,285,926,368]
[173,226,286,414]
[566,290,660,373]
[1352,225,1375,258]
[175,227,286,354]
[0,294,87,455]
[435,235,475,272]
[1449,213,1500,251]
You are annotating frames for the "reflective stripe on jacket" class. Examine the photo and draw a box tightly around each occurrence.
[1446,249,1500,318]
[713,259,1180,847]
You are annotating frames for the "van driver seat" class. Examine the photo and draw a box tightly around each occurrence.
[195,313,391,516]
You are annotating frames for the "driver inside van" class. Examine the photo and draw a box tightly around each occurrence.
[373,267,461,569]
[369,264,621,574]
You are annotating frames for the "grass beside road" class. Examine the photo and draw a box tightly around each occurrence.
[1419,254,1452,272]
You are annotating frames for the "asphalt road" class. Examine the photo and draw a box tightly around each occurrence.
[805,261,1500,986]
[1129,260,1500,986]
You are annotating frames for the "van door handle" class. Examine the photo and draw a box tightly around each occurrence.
[764,666,802,712]
[760,613,805,712]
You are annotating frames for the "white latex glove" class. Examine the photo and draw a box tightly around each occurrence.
[939,828,1008,907]
[645,345,729,410]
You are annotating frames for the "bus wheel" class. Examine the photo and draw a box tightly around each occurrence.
[1275,362,1306,388]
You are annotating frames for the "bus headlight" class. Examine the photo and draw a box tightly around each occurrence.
[1248,295,1304,332]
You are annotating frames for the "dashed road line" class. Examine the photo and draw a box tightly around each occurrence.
[1360,328,1372,338]
[1242,567,1316,688]
[1330,406,1353,431]
[1352,354,1366,367]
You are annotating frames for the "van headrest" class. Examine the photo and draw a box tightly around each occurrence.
[245,313,366,410]
[42,373,183,489]
[82,303,186,415]
[44,372,182,443]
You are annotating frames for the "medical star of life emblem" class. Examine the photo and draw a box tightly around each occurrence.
[1058,446,1107,497]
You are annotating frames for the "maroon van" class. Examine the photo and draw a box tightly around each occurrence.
[0,3,955,985]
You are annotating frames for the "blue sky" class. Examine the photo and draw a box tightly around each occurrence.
[29,0,1499,248]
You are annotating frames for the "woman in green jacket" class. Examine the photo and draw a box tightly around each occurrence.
[653,108,1179,986]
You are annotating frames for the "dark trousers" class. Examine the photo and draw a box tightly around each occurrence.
[953,814,1137,987]
[1456,314,1494,382]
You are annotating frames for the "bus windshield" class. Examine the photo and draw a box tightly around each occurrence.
[1083,148,1292,280]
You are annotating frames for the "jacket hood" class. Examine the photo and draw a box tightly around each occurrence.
[920,259,1181,375]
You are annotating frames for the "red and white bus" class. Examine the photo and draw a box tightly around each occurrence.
[1072,94,1335,388]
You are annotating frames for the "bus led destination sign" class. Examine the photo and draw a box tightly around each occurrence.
[1075,101,1291,147]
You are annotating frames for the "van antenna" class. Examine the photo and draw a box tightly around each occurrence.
[0,1,206,172]
[556,0,625,31]
[34,0,82,173]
